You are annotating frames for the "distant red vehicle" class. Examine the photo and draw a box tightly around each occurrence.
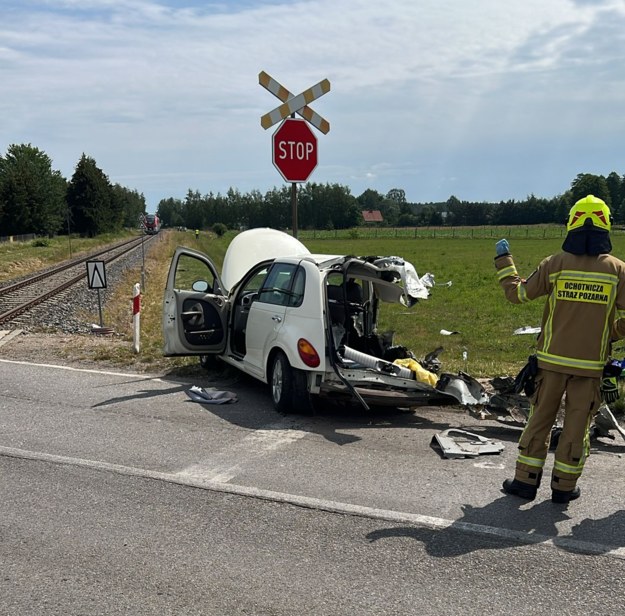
[144,214,161,235]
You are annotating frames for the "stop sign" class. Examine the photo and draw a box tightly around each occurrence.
[272,118,318,183]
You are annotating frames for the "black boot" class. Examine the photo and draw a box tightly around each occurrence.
[502,478,538,501]
[552,486,581,504]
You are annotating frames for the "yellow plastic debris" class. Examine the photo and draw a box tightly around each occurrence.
[393,358,438,387]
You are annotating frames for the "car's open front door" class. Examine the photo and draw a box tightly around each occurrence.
[163,246,228,357]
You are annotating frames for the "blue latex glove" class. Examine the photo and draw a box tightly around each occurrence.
[495,239,510,256]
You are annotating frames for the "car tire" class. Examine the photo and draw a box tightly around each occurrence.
[271,352,294,413]
[292,368,315,416]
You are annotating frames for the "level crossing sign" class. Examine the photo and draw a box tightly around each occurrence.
[259,71,330,134]
[86,261,107,289]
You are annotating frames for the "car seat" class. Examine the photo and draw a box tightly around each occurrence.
[327,284,346,325]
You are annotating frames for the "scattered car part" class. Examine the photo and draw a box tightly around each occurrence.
[432,429,505,459]
[185,386,238,404]
[435,372,490,406]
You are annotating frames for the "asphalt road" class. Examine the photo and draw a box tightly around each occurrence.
[1,357,625,615]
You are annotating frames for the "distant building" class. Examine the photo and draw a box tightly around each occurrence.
[361,210,383,223]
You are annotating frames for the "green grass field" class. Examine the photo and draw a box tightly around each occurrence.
[6,227,625,379]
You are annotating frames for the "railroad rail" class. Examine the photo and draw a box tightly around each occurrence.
[0,236,151,326]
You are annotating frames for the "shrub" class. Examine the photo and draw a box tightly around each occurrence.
[31,238,50,247]
[212,223,227,237]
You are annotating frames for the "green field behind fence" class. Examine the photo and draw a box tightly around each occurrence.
[299,225,572,241]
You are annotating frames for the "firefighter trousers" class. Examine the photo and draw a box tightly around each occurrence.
[514,368,601,492]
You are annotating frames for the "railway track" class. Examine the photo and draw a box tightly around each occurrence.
[0,236,152,327]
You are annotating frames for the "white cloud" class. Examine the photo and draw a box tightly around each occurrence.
[2,0,625,207]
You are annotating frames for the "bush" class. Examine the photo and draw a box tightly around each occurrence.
[31,238,50,247]
[212,223,227,237]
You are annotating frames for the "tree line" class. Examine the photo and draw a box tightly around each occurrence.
[156,172,625,232]
[0,144,146,237]
[2,142,625,237]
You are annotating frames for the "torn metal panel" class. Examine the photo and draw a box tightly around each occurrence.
[371,256,431,305]
[435,372,490,406]
[432,429,505,458]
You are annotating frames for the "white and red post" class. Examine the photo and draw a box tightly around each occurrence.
[133,283,141,353]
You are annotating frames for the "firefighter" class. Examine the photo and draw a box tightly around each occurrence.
[495,195,625,503]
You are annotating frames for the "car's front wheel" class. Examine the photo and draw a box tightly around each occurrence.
[199,354,223,372]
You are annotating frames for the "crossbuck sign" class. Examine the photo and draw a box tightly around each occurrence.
[259,71,331,134]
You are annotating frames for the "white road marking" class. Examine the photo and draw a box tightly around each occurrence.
[2,444,625,561]
[0,358,161,379]
[177,425,308,483]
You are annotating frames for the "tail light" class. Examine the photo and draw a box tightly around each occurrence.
[298,338,320,367]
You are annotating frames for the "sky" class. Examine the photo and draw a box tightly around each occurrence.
[3,0,625,212]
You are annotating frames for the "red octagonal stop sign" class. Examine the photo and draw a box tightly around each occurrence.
[272,118,318,183]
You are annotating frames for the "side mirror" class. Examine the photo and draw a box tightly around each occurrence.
[192,280,210,293]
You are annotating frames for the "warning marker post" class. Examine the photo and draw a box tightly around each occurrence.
[133,283,141,353]
[86,261,107,328]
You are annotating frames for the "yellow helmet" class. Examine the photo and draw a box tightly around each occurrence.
[566,195,612,232]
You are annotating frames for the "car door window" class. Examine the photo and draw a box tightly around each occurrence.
[258,263,298,306]
[288,267,305,307]
[174,254,217,293]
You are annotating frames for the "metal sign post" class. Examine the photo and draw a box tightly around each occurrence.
[139,213,146,291]
[260,71,330,238]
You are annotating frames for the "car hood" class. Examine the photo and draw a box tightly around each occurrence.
[221,228,310,292]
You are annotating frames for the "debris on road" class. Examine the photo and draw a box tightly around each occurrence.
[186,386,238,404]
[431,429,505,459]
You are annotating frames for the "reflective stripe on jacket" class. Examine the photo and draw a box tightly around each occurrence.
[495,251,625,377]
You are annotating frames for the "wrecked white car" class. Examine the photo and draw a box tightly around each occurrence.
[163,228,487,413]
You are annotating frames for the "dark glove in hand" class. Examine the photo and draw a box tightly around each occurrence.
[601,376,619,404]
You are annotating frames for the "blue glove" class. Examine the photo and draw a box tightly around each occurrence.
[495,239,510,256]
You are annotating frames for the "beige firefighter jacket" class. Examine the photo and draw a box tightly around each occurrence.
[495,251,625,378]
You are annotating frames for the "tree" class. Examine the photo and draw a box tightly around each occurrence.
[157,197,185,229]
[0,143,67,236]
[357,189,384,210]
[111,184,145,229]
[606,171,624,222]
[570,173,610,206]
[386,188,406,204]
[181,190,206,230]
[66,154,114,237]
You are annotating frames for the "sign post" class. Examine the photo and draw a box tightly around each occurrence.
[133,282,141,353]
[260,71,330,238]
[138,213,146,291]
[86,260,107,328]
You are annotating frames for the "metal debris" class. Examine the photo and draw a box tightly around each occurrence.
[432,429,505,459]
